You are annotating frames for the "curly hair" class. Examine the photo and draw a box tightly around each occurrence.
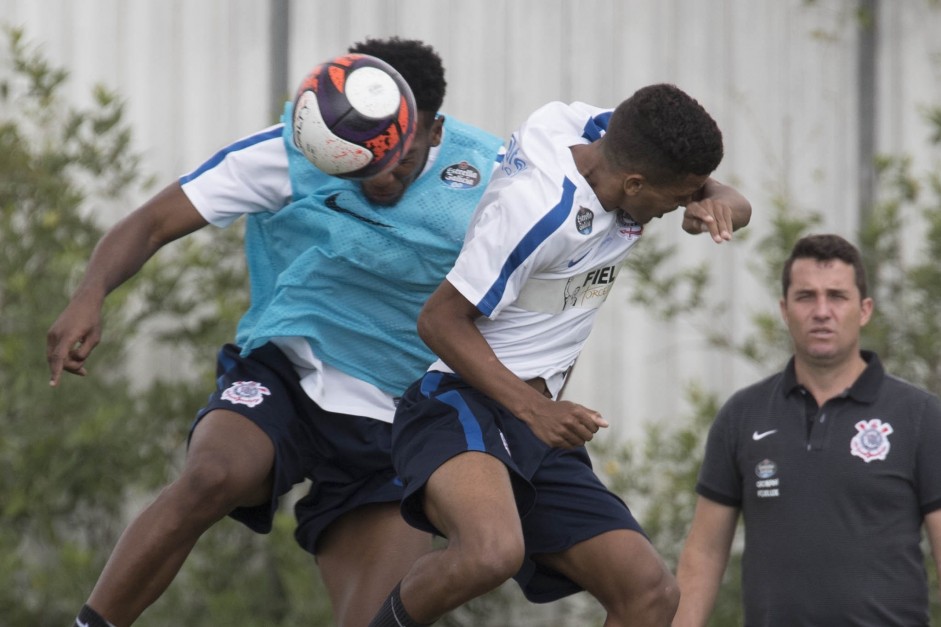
[348,37,447,117]
[603,83,723,183]
[781,234,868,299]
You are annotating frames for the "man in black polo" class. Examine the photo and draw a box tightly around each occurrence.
[673,233,941,627]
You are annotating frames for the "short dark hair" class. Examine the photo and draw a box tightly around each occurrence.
[781,234,868,298]
[348,37,446,116]
[603,83,724,184]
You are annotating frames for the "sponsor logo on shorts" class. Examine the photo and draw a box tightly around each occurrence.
[221,380,271,408]
[850,418,893,463]
[440,161,482,188]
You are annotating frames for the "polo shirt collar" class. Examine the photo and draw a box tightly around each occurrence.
[781,350,883,403]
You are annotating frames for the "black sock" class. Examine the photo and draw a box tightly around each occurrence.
[74,604,115,627]
[368,583,432,627]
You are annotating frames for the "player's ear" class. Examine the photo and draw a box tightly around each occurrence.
[859,296,874,327]
[623,174,644,196]
[429,114,444,147]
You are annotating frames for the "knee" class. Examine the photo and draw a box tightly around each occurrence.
[452,532,525,593]
[613,565,680,624]
[170,456,248,516]
[649,569,680,620]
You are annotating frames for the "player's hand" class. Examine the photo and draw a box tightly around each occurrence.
[524,398,609,448]
[681,197,735,243]
[46,295,104,387]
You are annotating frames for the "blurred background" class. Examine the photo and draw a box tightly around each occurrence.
[3,0,941,624]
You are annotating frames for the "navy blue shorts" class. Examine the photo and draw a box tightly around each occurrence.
[192,343,403,554]
[392,371,645,603]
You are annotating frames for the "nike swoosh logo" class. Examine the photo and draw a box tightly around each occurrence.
[76,620,89,627]
[567,251,590,267]
[752,429,778,441]
[325,193,391,228]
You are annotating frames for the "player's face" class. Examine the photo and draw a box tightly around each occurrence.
[616,173,709,224]
[360,113,443,206]
[780,258,873,368]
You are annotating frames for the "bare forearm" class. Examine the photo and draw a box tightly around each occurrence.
[673,551,728,627]
[73,182,205,302]
[703,178,751,230]
[418,307,545,416]
[417,280,606,448]
[46,182,209,384]
[673,498,739,626]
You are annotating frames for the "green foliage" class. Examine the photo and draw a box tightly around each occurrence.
[0,25,176,624]
[858,153,941,390]
[623,232,713,320]
[0,25,332,625]
[600,384,719,565]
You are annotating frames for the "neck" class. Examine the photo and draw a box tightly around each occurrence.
[794,350,867,406]
[571,143,602,179]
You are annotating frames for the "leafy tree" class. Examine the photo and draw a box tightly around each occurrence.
[0,26,332,625]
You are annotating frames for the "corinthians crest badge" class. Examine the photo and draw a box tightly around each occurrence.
[850,418,893,463]
[221,380,271,408]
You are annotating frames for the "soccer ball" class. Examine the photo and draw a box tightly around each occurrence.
[291,53,418,179]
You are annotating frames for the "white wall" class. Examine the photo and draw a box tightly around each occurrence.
[5,0,940,436]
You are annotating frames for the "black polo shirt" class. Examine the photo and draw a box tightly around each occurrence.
[697,351,941,626]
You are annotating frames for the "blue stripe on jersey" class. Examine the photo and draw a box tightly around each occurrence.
[582,111,611,142]
[476,177,577,316]
[179,126,284,184]
[419,372,485,451]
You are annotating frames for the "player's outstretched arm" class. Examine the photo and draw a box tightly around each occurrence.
[46,182,208,386]
[673,496,740,627]
[681,178,752,243]
[417,280,607,448]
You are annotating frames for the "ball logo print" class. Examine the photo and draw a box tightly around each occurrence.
[292,54,417,179]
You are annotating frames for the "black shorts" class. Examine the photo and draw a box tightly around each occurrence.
[192,343,403,554]
[392,371,645,603]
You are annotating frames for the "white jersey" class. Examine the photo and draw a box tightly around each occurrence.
[435,102,644,398]
[180,124,444,421]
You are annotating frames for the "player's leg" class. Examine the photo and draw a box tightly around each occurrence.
[519,444,678,626]
[537,529,679,627]
[394,451,525,624]
[82,408,276,626]
[316,502,433,627]
[371,374,533,626]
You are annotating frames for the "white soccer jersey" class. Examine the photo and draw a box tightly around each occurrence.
[180,125,293,227]
[436,102,643,398]
[179,124,445,421]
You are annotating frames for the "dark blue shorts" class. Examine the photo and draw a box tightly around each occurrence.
[192,343,403,554]
[392,371,644,603]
